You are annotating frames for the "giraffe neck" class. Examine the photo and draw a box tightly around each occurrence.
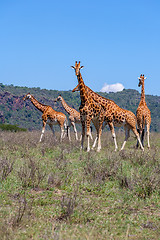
[77,72,88,105]
[61,97,73,114]
[140,82,145,102]
[30,96,47,113]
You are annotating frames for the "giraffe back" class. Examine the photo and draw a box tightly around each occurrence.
[42,106,67,127]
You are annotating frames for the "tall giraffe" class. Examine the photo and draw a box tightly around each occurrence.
[71,61,105,152]
[72,83,144,151]
[136,74,151,148]
[54,95,81,141]
[23,93,67,142]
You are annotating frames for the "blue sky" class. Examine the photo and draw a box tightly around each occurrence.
[0,0,160,95]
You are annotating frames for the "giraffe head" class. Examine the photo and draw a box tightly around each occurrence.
[54,95,63,102]
[138,74,147,87]
[23,93,32,101]
[72,84,80,92]
[71,61,84,76]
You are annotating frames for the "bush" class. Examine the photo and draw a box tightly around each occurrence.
[0,157,14,182]
[0,124,27,132]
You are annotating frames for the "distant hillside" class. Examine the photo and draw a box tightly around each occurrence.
[0,83,160,132]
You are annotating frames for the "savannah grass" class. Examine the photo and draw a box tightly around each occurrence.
[0,130,159,240]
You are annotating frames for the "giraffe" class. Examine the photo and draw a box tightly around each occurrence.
[136,74,151,148]
[71,61,105,152]
[54,95,81,141]
[54,95,93,141]
[73,84,118,151]
[72,83,144,151]
[23,93,67,142]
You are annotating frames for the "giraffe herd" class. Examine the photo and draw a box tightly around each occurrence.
[23,61,151,152]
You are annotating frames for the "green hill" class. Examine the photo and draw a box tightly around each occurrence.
[0,83,160,132]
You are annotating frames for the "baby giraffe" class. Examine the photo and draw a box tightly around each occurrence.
[54,95,81,141]
[136,74,151,148]
[55,95,93,141]
[23,93,67,142]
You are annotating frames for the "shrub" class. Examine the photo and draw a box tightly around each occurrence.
[17,158,46,189]
[0,124,27,132]
[0,157,14,182]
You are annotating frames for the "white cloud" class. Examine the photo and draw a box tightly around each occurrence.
[100,83,124,93]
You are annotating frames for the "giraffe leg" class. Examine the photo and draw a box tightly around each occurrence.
[141,129,145,147]
[97,134,101,152]
[108,122,118,151]
[97,121,103,152]
[91,121,98,149]
[71,121,78,141]
[59,124,65,141]
[67,120,71,141]
[79,134,82,142]
[146,124,150,149]
[64,118,68,139]
[89,126,93,140]
[136,129,140,148]
[87,134,90,152]
[81,121,85,150]
[132,128,144,151]
[80,128,92,142]
[60,127,65,141]
[120,126,130,150]
[92,136,98,149]
[67,126,71,141]
[86,120,91,152]
[63,130,67,139]
[39,121,46,142]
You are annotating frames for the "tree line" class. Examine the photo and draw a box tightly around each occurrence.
[0,83,160,132]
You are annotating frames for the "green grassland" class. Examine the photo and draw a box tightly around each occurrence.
[0,130,160,240]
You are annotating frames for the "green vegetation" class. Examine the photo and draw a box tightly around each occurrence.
[0,124,27,132]
[0,83,160,131]
[0,130,159,239]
